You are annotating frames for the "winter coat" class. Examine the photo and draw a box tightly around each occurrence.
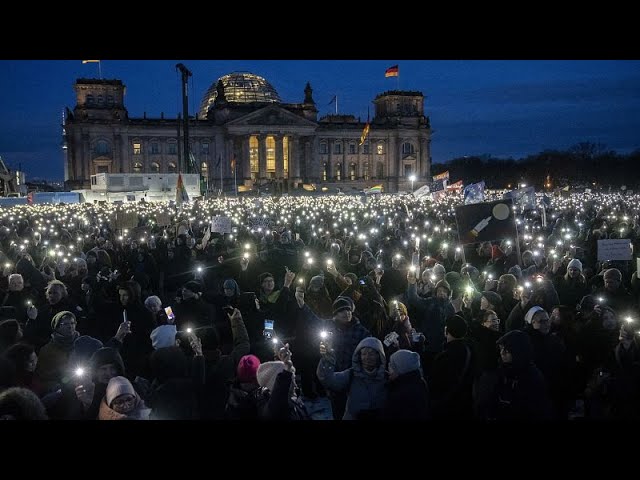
[382,370,429,420]
[406,283,454,354]
[317,337,387,420]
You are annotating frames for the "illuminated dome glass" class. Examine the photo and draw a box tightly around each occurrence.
[199,72,281,118]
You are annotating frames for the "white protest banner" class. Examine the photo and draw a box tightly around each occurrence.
[413,184,430,199]
[210,216,232,234]
[248,216,274,230]
[597,239,632,261]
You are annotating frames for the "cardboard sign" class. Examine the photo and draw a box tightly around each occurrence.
[597,239,633,261]
[248,217,274,230]
[211,216,232,234]
[455,198,516,245]
[115,211,139,230]
[155,212,171,227]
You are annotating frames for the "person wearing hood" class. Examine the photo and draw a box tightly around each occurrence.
[98,376,149,420]
[406,270,455,373]
[473,330,553,420]
[317,336,387,420]
[383,349,429,420]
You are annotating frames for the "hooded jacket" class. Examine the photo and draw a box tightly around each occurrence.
[317,336,388,420]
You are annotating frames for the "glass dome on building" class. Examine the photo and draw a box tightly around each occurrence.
[199,72,281,118]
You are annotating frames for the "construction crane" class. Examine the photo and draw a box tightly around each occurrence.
[0,156,17,196]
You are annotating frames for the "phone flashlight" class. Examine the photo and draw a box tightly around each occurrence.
[320,331,328,340]
[272,337,279,345]
[326,258,333,265]
[186,327,193,333]
[75,367,85,378]
[465,285,474,294]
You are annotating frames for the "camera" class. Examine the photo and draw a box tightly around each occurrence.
[263,319,275,339]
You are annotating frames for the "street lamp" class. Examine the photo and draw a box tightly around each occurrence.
[409,174,417,193]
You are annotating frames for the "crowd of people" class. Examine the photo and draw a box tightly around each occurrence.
[0,190,638,421]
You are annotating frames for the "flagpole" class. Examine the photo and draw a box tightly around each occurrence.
[335,95,338,115]
[98,61,102,79]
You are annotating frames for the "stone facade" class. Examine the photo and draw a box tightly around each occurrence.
[64,74,432,193]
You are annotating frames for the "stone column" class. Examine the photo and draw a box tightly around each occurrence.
[275,134,284,179]
[81,133,90,183]
[242,136,250,182]
[258,134,267,180]
[291,136,301,179]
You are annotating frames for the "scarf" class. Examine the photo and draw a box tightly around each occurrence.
[50,330,80,350]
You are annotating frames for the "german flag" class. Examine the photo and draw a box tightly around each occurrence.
[385,65,399,77]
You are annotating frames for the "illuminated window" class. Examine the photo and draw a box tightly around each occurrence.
[377,144,384,155]
[350,163,356,181]
[266,136,275,177]
[201,162,208,177]
[168,162,177,173]
[133,143,142,155]
[151,143,160,154]
[201,142,209,155]
[320,142,328,154]
[349,143,356,154]
[283,136,289,179]
[133,162,143,173]
[168,142,177,155]
[323,163,328,181]
[150,162,160,173]
[335,163,342,181]
[250,136,259,179]
[363,162,370,180]
[402,142,415,155]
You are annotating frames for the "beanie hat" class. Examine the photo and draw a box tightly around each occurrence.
[150,325,177,350]
[236,354,261,384]
[578,295,597,313]
[389,349,421,376]
[434,279,451,297]
[51,311,75,331]
[258,272,275,285]
[433,263,446,278]
[256,361,286,392]
[106,376,136,407]
[446,314,468,339]
[332,296,354,316]
[445,271,462,287]
[309,275,325,292]
[223,279,240,296]
[498,274,517,291]
[604,268,622,281]
[508,265,522,280]
[525,306,546,324]
[89,347,125,378]
[69,336,103,366]
[567,258,583,272]
[482,291,502,308]
[183,280,203,294]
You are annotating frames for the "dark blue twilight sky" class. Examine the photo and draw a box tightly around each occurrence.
[1,60,639,181]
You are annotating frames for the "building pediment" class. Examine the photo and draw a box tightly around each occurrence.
[225,105,317,135]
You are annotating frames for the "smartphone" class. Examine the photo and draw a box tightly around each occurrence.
[358,279,366,285]
[164,306,175,321]
[263,320,274,338]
